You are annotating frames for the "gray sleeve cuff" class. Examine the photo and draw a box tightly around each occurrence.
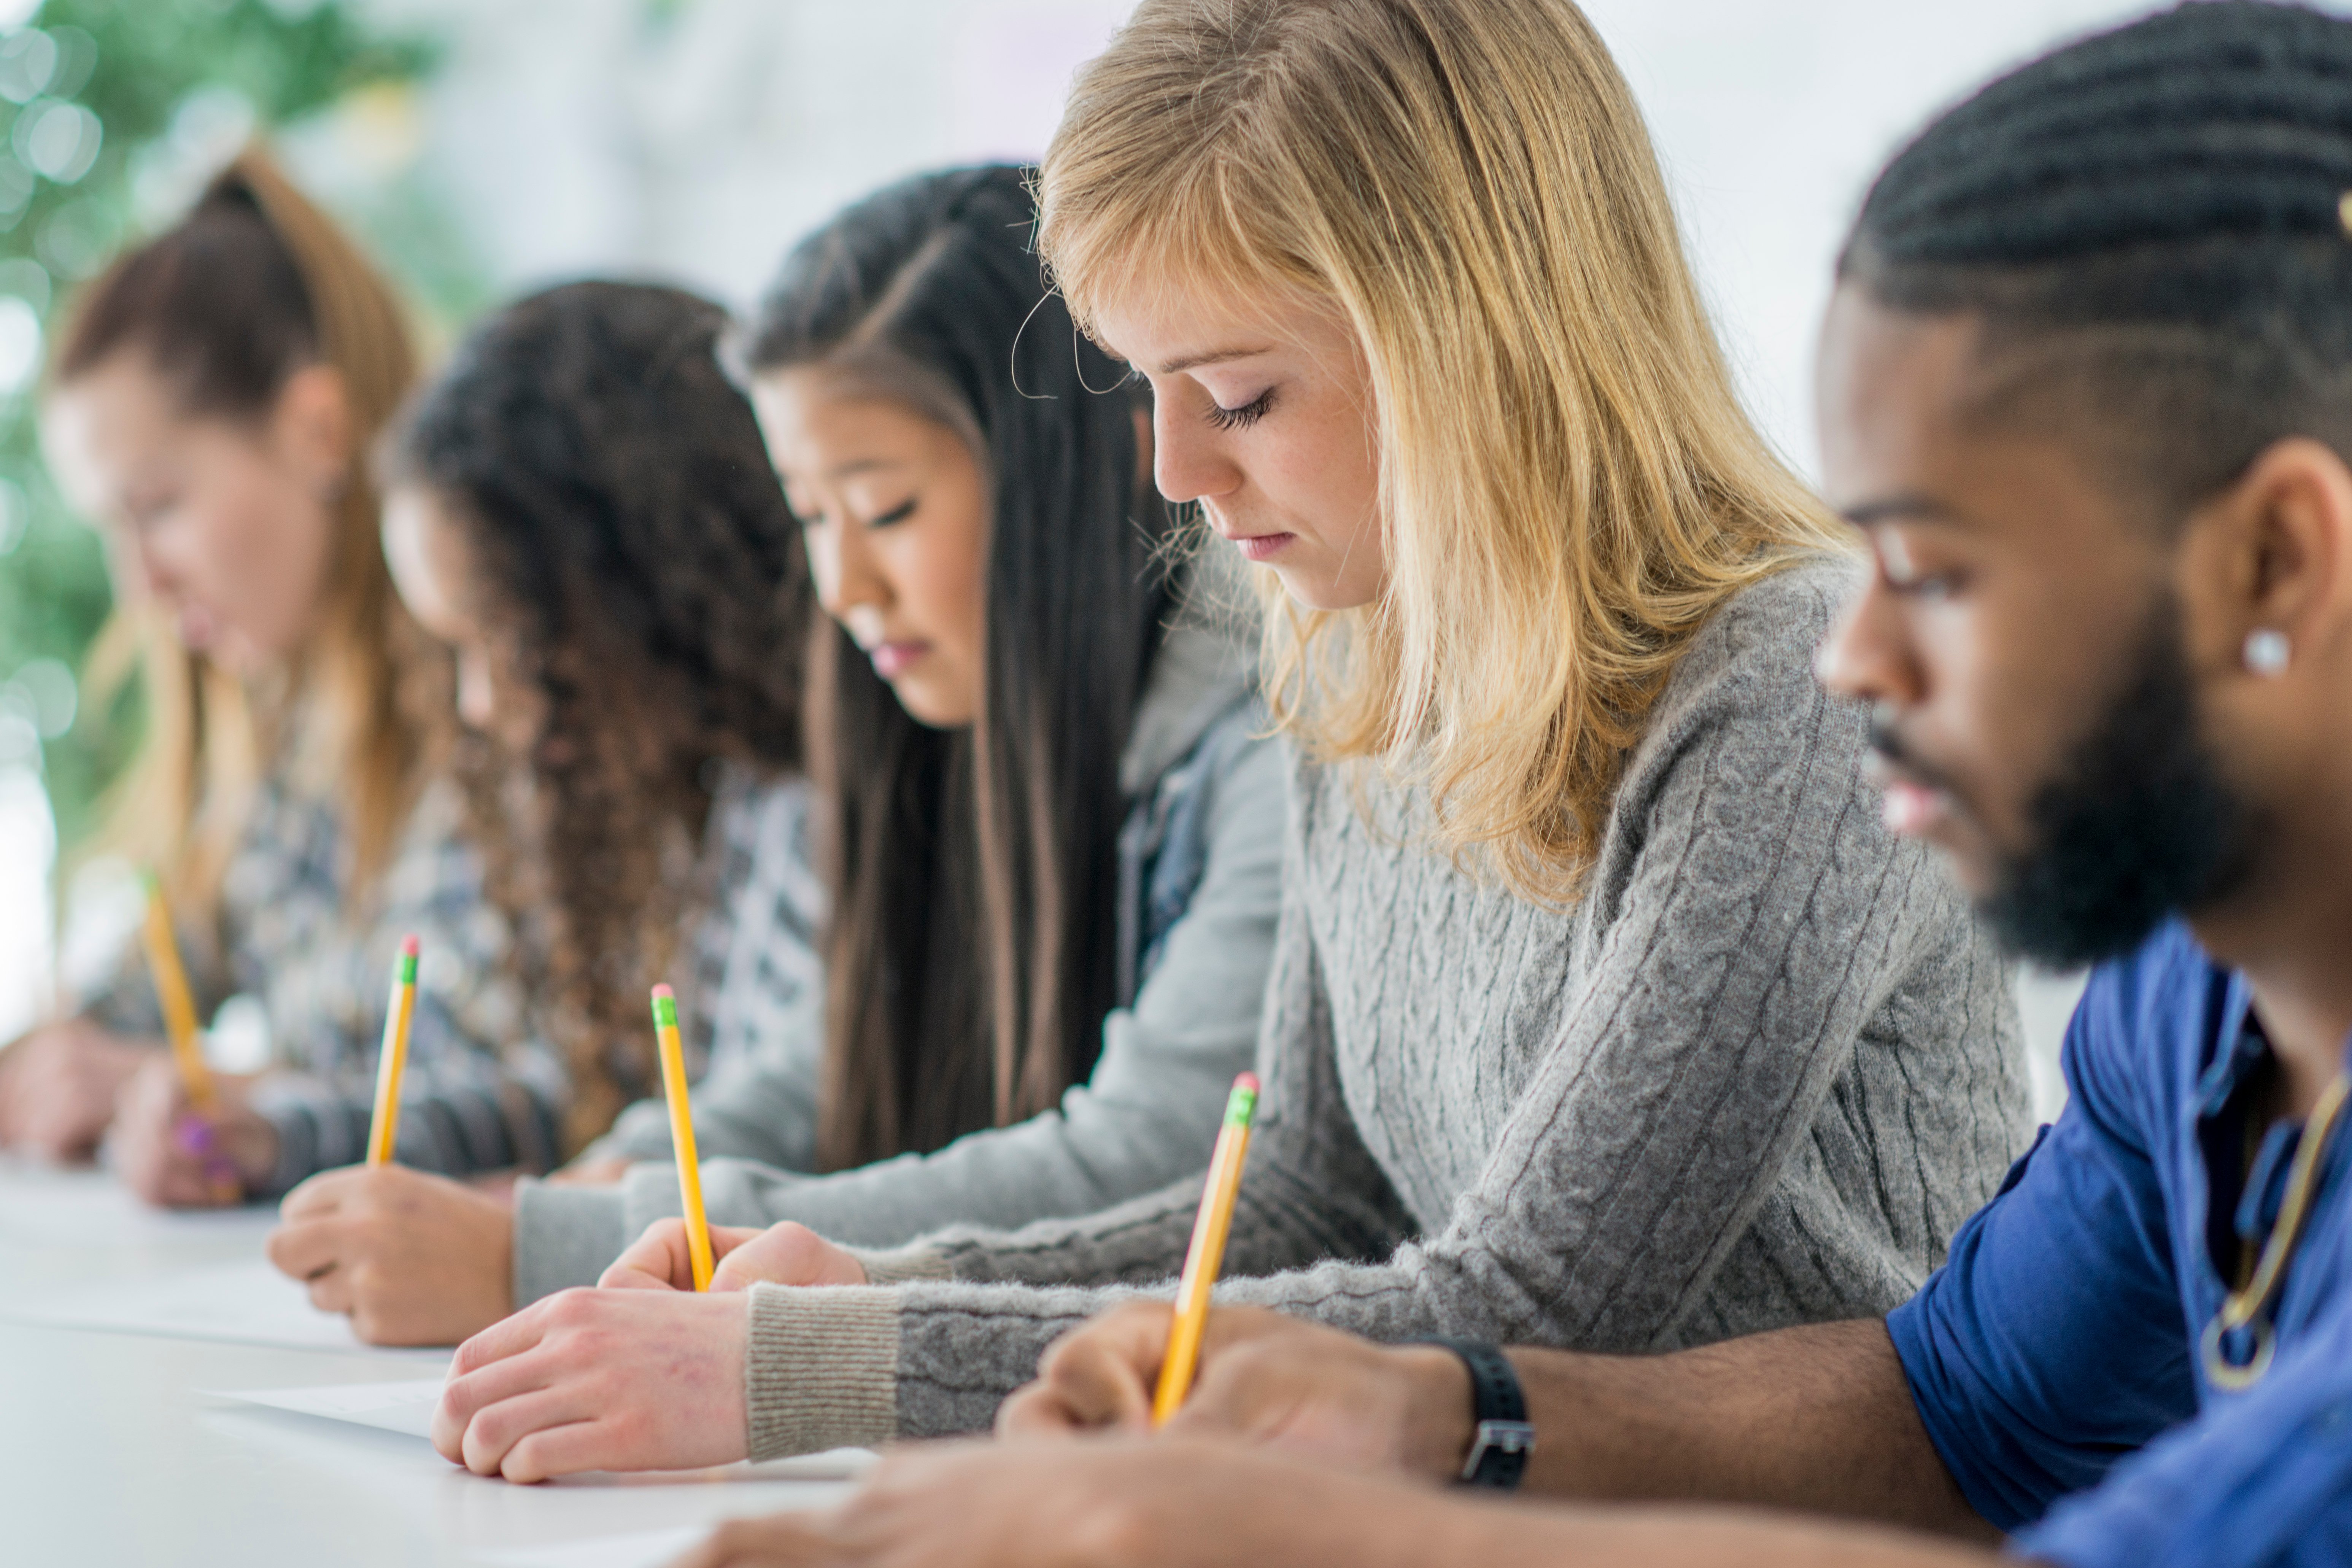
[511,1178,634,1304]
[744,1284,901,1459]
[852,1246,954,1285]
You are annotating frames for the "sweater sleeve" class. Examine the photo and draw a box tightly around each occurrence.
[588,1006,825,1171]
[737,751,1422,1450]
[246,856,565,1195]
[238,783,562,1195]
[737,568,1971,1452]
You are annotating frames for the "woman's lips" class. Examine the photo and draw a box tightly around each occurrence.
[869,641,930,679]
[1230,532,1297,564]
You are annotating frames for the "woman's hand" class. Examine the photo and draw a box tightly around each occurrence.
[108,1057,275,1207]
[267,1164,515,1345]
[433,1285,749,1482]
[666,1437,1455,1568]
[602,1218,869,1292]
[0,1020,149,1159]
[997,1301,1472,1480]
[545,1153,634,1186]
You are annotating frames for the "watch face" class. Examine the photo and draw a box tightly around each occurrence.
[1463,1420,1537,1487]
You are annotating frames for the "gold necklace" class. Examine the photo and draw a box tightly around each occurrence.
[2201,1070,2352,1391]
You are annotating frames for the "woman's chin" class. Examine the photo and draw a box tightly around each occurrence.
[1263,560,1379,614]
[888,677,978,731]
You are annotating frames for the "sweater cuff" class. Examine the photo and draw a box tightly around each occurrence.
[248,1101,320,1201]
[744,1284,901,1458]
[853,1245,954,1285]
[511,1178,633,1304]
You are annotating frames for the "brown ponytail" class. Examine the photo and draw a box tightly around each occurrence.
[58,146,425,927]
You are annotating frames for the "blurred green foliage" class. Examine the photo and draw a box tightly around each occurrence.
[0,0,473,853]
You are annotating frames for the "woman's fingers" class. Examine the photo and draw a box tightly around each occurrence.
[708,1223,867,1290]
[434,1288,750,1480]
[601,1218,698,1290]
[264,1215,342,1282]
[458,1384,599,1479]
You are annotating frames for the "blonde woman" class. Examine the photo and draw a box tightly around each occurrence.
[431,0,2028,1482]
[0,154,551,1204]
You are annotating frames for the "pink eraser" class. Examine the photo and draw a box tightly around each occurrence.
[1236,1072,1260,1093]
[399,934,420,957]
[651,983,675,1000]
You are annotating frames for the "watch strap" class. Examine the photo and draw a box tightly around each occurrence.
[1416,1338,1535,1489]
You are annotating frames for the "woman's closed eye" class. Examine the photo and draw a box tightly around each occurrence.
[1204,388,1274,432]
[863,497,918,528]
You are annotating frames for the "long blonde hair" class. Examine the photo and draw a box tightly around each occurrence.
[1038,0,1842,901]
[60,149,424,922]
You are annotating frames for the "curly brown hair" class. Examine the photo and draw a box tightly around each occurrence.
[382,281,809,1154]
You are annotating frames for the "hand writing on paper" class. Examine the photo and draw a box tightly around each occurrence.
[108,1057,275,1208]
[267,1164,514,1346]
[433,1285,748,1482]
[996,1301,1472,1480]
[0,1019,148,1159]
[602,1218,869,1292]
[667,1438,1441,1568]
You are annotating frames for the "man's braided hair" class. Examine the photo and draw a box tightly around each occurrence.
[1840,0,2352,516]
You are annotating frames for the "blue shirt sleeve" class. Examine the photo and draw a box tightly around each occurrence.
[2013,1309,2352,1568]
[1886,963,2199,1530]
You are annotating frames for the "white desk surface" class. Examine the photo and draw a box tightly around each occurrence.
[0,1163,854,1566]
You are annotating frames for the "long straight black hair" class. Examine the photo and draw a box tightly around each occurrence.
[742,165,1176,1169]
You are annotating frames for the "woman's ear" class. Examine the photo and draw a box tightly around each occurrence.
[272,362,355,502]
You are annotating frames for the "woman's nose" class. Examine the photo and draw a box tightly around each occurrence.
[1152,399,1242,507]
[809,519,887,621]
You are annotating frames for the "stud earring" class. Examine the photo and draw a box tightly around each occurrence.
[2244,628,2292,678]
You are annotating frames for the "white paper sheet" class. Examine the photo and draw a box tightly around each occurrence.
[474,1525,712,1568]
[211,1378,445,1436]
[0,1162,278,1250]
[1,1259,450,1358]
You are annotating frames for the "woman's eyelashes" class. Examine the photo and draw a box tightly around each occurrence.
[1203,387,1274,432]
[791,496,918,531]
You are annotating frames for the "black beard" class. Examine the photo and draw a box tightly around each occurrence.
[1977,594,2261,969]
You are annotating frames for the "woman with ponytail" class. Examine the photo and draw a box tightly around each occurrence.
[0,152,553,1204]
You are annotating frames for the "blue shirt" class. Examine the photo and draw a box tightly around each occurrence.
[1888,921,2352,1567]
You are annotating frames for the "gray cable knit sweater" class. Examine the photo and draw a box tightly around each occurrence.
[737,560,2031,1459]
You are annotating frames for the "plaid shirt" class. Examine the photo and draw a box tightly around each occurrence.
[80,773,561,1195]
[675,766,826,1082]
[593,767,826,1164]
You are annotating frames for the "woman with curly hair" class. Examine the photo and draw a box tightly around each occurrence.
[262,278,819,1341]
[0,151,536,1207]
[276,168,1286,1346]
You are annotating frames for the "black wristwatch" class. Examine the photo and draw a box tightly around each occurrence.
[1417,1338,1535,1489]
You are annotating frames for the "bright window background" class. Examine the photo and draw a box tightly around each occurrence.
[14,0,2321,1101]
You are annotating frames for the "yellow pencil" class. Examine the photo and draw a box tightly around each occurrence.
[139,871,214,1114]
[364,936,420,1166]
[652,983,714,1291]
[1152,1071,1261,1426]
